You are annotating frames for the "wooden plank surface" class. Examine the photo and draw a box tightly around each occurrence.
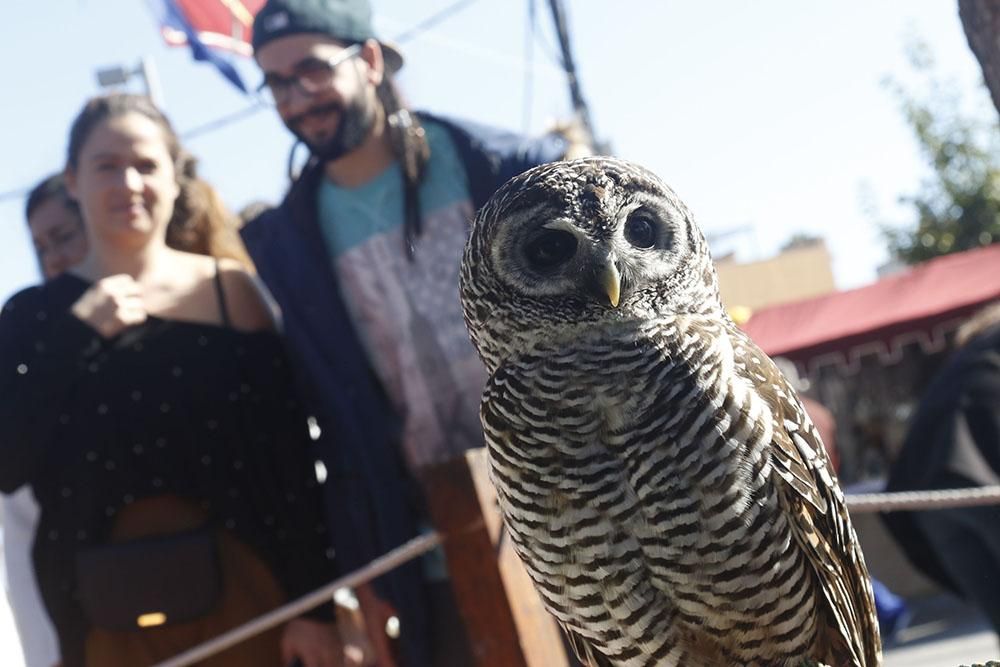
[419,450,570,667]
[464,449,571,667]
[420,456,529,667]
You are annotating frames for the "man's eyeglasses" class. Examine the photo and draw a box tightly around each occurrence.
[256,44,362,106]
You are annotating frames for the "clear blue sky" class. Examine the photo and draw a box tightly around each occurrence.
[0,1,991,304]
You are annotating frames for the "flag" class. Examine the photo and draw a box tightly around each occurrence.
[146,0,266,93]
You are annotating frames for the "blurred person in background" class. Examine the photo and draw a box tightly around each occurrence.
[884,301,1000,635]
[0,93,345,667]
[25,174,89,279]
[2,173,88,667]
[243,0,581,663]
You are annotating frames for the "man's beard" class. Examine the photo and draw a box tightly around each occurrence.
[288,92,377,163]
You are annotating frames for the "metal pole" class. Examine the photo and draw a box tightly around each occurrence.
[139,56,166,109]
[546,0,598,149]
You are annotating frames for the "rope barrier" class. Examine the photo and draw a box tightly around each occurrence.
[152,531,443,667]
[147,485,1000,665]
[845,485,1000,513]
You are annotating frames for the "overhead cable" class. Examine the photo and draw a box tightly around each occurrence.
[0,0,482,203]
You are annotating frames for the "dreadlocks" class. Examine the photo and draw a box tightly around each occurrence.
[377,76,430,259]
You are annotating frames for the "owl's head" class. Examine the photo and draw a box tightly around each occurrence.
[461,157,722,371]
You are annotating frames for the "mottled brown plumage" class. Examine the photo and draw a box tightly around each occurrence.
[460,157,881,666]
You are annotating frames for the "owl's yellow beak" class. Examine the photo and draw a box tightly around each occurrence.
[601,261,622,308]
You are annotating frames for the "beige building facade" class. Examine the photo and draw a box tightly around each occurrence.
[715,240,836,314]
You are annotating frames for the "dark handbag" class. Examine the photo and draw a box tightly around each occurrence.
[74,527,222,632]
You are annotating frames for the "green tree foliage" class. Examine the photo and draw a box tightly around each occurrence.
[882,41,1000,264]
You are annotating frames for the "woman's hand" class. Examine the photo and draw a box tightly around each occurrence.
[281,617,367,667]
[70,274,146,338]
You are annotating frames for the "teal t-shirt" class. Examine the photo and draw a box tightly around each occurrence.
[317,120,470,258]
[315,119,488,472]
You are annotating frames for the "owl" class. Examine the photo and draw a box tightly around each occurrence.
[459,157,881,667]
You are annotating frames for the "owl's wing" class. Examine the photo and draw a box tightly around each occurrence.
[730,329,882,667]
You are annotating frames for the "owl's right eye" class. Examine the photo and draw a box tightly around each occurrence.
[524,230,577,271]
[624,214,657,249]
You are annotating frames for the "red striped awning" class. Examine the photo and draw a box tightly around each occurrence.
[741,244,1000,361]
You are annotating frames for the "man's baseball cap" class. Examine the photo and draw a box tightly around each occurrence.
[251,0,404,73]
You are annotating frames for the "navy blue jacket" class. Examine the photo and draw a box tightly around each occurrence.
[883,323,1000,596]
[241,113,566,666]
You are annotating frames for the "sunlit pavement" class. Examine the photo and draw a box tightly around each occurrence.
[884,594,999,667]
[886,629,997,667]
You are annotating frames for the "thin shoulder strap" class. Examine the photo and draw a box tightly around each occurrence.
[212,259,232,328]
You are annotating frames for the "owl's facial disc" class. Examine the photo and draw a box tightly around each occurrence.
[618,204,674,254]
[604,200,687,304]
[492,214,593,300]
[518,219,624,309]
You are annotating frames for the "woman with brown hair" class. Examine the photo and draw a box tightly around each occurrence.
[0,94,346,667]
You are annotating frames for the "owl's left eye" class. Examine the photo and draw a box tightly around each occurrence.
[624,214,658,249]
[524,230,577,271]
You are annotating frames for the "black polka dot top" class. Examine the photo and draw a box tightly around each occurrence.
[0,272,336,665]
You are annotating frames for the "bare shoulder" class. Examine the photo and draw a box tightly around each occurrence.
[215,258,279,333]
